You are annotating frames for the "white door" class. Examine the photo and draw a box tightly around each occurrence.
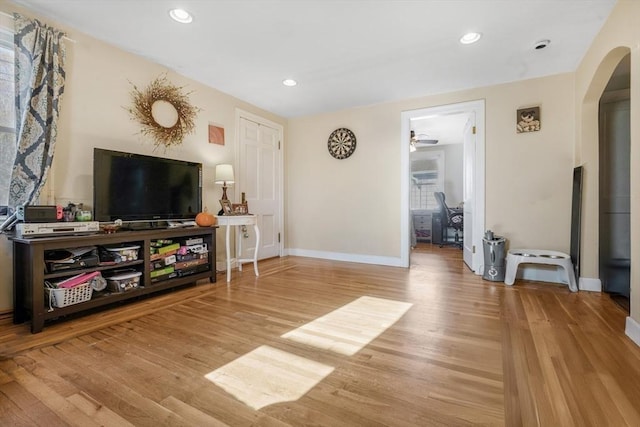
[237,113,282,260]
[462,117,475,269]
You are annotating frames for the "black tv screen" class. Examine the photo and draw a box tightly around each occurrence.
[93,148,202,222]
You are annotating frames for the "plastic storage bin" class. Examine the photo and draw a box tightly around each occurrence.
[105,271,142,292]
[101,245,140,263]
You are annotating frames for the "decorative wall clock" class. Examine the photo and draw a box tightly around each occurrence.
[327,128,356,159]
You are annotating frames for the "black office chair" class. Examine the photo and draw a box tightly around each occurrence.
[434,192,463,248]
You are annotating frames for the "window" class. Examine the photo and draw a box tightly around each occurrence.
[410,151,444,211]
[0,26,15,211]
[411,170,439,211]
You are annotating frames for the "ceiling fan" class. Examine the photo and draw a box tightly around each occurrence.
[410,131,439,151]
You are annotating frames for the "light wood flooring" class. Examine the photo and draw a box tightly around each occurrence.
[1,245,639,426]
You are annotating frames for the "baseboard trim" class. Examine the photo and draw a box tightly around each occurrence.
[287,248,404,267]
[625,317,640,348]
[515,266,602,292]
[0,309,12,325]
[578,277,601,292]
[216,259,236,271]
[282,252,606,288]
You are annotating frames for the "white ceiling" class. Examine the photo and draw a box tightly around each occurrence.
[11,0,616,119]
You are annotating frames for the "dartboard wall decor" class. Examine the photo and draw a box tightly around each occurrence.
[327,128,357,159]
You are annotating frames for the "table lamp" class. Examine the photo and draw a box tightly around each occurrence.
[215,164,234,201]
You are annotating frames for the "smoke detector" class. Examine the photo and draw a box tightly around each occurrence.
[534,39,551,50]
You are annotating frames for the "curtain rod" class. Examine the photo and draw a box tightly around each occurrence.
[0,10,77,43]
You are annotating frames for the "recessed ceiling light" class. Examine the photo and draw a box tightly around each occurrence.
[282,79,297,87]
[169,8,193,24]
[460,32,482,45]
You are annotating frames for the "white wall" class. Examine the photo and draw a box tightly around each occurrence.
[0,0,286,311]
[286,73,575,263]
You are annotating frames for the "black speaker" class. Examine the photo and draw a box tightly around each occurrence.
[17,205,59,223]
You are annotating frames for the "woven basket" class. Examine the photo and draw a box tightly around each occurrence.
[47,282,93,308]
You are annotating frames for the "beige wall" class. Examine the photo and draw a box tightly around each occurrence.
[3,0,626,320]
[574,0,640,321]
[0,0,286,311]
[286,73,575,261]
[287,103,404,260]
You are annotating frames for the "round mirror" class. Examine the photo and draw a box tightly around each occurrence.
[151,100,179,128]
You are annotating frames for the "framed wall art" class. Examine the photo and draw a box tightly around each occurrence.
[209,124,225,145]
[516,106,541,133]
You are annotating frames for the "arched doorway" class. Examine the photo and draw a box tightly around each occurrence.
[599,54,631,311]
[578,46,631,299]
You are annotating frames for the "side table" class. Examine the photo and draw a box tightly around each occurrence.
[215,215,260,282]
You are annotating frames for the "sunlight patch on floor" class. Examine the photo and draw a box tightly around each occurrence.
[205,296,411,409]
[281,296,413,356]
[205,345,334,410]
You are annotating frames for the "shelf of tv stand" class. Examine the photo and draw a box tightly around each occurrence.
[43,260,145,280]
[42,272,213,321]
[11,226,217,333]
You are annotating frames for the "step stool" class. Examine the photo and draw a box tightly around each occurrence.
[504,249,578,292]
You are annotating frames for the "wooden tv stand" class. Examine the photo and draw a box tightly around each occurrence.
[12,226,217,333]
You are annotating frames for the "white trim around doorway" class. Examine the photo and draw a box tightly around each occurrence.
[401,100,486,271]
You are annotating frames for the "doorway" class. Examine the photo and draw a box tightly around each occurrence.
[400,100,485,272]
[599,54,630,311]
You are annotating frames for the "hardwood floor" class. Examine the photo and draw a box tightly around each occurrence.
[1,245,639,426]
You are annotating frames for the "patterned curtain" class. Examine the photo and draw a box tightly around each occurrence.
[8,13,66,208]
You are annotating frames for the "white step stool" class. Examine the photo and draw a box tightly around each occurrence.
[504,249,578,292]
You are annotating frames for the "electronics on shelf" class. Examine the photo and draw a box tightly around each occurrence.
[16,221,100,238]
[17,205,62,223]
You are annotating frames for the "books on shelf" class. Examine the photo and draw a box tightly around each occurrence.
[147,237,210,282]
[158,243,180,255]
[150,266,175,278]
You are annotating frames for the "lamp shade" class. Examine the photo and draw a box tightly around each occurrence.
[215,164,234,184]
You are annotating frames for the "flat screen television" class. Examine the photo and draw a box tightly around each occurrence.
[93,148,202,224]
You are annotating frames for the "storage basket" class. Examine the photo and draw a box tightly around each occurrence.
[105,270,142,292]
[46,282,93,309]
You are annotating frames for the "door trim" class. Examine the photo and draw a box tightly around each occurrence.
[401,100,485,271]
[235,108,284,257]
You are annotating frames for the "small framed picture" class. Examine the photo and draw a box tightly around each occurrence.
[232,203,248,215]
[208,124,225,145]
[219,199,232,215]
[516,106,541,133]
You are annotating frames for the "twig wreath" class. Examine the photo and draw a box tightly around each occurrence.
[127,75,200,149]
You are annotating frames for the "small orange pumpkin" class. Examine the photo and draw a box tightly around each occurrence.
[195,209,216,227]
